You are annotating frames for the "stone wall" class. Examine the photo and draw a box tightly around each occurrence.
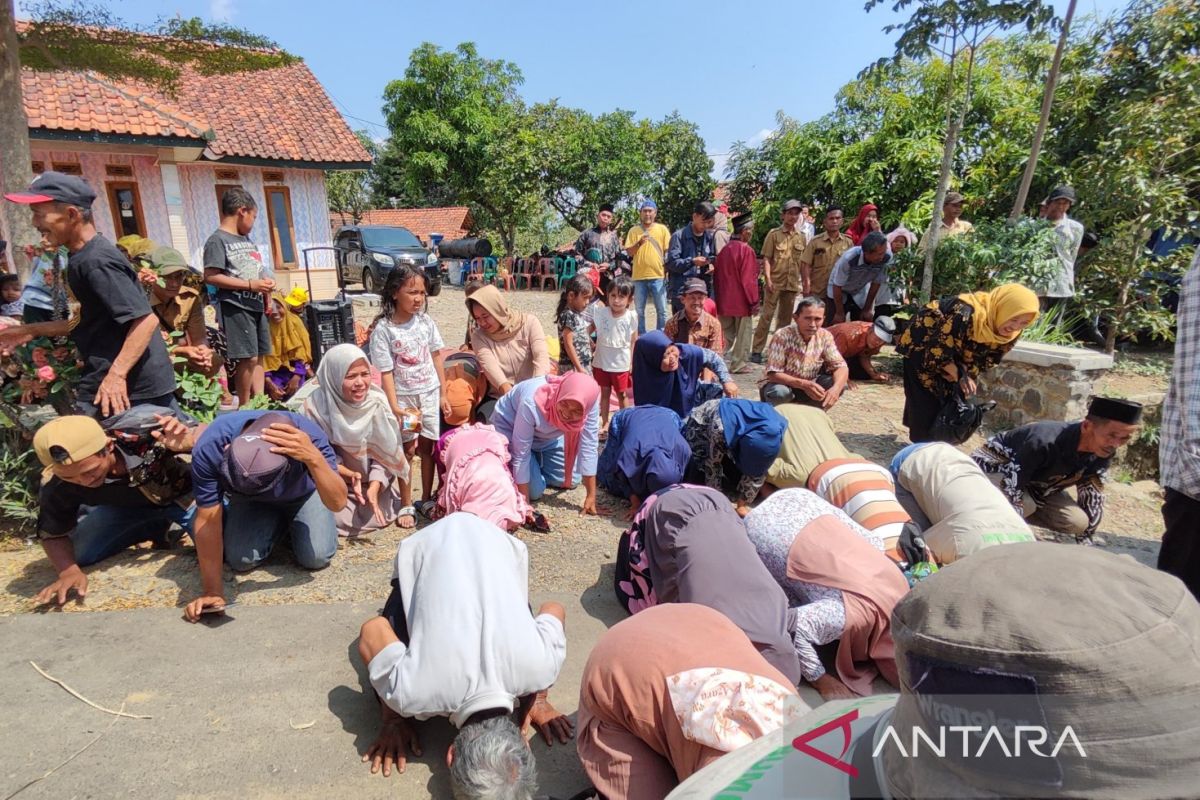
[977,342,1114,429]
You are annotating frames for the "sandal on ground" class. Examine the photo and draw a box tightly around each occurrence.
[397,505,416,529]
[415,499,437,519]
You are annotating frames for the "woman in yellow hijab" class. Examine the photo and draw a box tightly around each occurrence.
[895,283,1039,442]
[263,291,313,401]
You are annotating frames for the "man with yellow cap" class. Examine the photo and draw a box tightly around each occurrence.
[147,245,221,378]
[30,408,202,606]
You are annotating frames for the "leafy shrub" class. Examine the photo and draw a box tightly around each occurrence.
[889,219,1060,302]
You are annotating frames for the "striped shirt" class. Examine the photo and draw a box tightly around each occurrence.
[807,458,911,547]
[1161,247,1200,500]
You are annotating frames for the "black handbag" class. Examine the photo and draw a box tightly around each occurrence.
[930,381,995,444]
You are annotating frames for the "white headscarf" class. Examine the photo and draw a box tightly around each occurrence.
[303,343,409,481]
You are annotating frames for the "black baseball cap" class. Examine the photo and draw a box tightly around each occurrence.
[219,412,292,496]
[5,171,97,207]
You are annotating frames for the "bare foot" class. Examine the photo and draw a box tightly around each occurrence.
[812,673,857,700]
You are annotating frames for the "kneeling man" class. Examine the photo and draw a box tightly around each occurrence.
[32,407,200,605]
[760,296,849,410]
[186,410,346,620]
[972,397,1142,543]
[357,512,571,791]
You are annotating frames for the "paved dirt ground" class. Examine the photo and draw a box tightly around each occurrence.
[0,284,1167,614]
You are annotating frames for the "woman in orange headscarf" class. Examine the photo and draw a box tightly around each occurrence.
[895,283,1039,443]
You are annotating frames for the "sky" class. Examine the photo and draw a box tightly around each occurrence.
[49,0,1131,178]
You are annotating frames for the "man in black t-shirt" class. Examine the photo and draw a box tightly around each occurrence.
[203,187,275,405]
[2,172,177,417]
[30,408,201,606]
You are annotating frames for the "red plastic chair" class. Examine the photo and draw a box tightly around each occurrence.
[513,257,535,289]
[496,257,516,290]
[537,257,559,291]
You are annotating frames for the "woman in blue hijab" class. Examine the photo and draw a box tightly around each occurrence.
[631,330,738,417]
[683,398,788,516]
[597,405,692,517]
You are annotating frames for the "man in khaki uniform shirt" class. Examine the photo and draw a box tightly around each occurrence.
[800,205,853,325]
[751,199,808,360]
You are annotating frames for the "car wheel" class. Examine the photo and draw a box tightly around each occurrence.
[362,269,376,294]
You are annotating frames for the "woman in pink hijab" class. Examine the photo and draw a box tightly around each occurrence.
[434,424,531,532]
[490,372,603,514]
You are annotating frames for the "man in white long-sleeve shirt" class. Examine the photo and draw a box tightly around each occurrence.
[356,512,572,790]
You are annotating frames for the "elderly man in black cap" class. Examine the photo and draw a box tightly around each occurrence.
[185,410,346,621]
[971,397,1142,542]
[1041,185,1085,307]
[1,171,176,418]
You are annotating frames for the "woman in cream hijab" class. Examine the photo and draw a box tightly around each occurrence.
[303,343,412,533]
[466,285,550,420]
[895,283,1039,443]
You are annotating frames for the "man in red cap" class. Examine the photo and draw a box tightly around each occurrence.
[2,171,176,417]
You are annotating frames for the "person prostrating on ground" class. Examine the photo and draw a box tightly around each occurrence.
[369,265,448,526]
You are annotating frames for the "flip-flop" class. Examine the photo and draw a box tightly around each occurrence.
[397,506,416,529]
[415,499,437,520]
[523,511,552,533]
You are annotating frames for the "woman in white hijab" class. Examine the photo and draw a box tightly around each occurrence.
[303,343,412,534]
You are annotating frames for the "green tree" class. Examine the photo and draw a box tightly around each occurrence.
[1071,0,1200,353]
[866,0,1054,302]
[380,42,541,255]
[531,103,651,232]
[738,35,1056,231]
[640,112,715,231]
[2,1,296,280]
[326,130,379,226]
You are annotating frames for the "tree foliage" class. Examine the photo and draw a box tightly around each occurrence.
[326,131,379,226]
[1069,0,1200,352]
[375,41,713,254]
[728,0,1197,349]
[378,42,539,254]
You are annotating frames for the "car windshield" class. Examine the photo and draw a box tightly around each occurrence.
[361,227,422,249]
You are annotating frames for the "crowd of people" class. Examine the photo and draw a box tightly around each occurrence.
[3,169,1199,799]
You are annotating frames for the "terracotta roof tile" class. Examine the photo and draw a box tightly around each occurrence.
[20,40,370,166]
[329,208,475,243]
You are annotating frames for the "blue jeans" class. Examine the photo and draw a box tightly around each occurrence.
[72,503,193,567]
[222,491,338,571]
[634,278,667,334]
[527,438,582,501]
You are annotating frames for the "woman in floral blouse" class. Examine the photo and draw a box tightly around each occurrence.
[895,283,1039,442]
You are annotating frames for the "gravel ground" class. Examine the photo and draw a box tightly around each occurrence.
[0,284,1165,615]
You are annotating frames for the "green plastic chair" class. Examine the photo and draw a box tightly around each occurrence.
[482,257,498,284]
[559,256,577,282]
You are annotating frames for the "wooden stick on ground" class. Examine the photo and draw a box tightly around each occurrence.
[29,661,152,720]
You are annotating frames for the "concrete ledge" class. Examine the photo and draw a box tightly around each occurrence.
[1003,341,1113,371]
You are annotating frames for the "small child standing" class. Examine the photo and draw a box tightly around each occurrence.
[556,274,594,375]
[369,264,447,527]
[590,275,638,434]
[0,274,25,319]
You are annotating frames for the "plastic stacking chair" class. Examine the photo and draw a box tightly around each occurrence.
[482,257,498,285]
[466,257,485,284]
[513,257,534,289]
[538,257,559,291]
[559,256,577,283]
[496,257,517,290]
